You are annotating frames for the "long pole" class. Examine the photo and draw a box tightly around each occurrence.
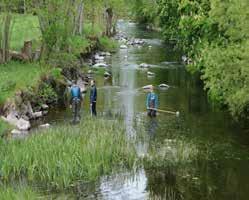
[150,108,180,116]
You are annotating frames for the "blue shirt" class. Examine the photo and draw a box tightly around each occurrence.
[71,85,81,100]
[146,92,158,109]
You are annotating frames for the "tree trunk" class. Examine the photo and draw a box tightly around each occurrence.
[73,0,84,35]
[0,13,12,64]
[21,41,32,61]
[78,1,84,35]
[105,7,113,37]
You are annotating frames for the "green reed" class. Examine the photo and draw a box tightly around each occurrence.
[0,117,136,189]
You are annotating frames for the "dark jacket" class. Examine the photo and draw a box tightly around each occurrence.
[90,85,97,103]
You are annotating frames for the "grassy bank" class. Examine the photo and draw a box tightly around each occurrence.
[0,62,44,105]
[0,117,136,189]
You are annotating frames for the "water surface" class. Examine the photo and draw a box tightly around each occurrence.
[42,21,249,200]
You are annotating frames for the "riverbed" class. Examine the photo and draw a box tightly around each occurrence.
[39,21,249,200]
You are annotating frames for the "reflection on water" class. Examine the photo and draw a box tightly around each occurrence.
[41,20,249,199]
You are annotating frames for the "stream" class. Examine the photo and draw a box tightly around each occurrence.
[40,21,249,200]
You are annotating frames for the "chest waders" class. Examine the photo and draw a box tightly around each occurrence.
[72,97,81,123]
[148,95,157,117]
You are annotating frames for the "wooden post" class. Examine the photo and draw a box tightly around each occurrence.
[21,41,32,61]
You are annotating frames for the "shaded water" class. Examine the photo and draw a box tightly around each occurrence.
[41,21,249,199]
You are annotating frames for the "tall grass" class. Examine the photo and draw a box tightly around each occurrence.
[0,117,136,189]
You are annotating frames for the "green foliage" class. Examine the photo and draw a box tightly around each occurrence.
[132,0,159,25]
[98,36,118,52]
[0,117,136,189]
[48,52,78,68]
[69,36,91,56]
[37,83,58,104]
[50,67,63,80]
[135,0,249,119]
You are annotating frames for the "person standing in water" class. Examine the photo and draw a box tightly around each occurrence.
[146,85,159,117]
[70,80,82,123]
[90,79,97,116]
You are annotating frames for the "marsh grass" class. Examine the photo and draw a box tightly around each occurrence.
[144,137,199,170]
[0,117,136,189]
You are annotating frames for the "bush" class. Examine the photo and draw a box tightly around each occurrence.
[69,36,91,56]
[37,83,58,104]
[48,52,79,68]
[98,36,118,52]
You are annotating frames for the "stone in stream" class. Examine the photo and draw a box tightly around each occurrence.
[94,54,105,61]
[120,45,128,49]
[104,71,112,78]
[142,84,153,90]
[159,83,170,89]
[41,104,49,110]
[16,118,31,131]
[32,111,43,119]
[88,70,93,74]
[99,52,111,57]
[147,71,155,76]
[93,63,108,68]
[139,63,150,68]
[39,123,50,129]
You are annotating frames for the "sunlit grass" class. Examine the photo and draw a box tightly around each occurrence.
[0,62,44,105]
[0,117,136,189]
[10,14,41,51]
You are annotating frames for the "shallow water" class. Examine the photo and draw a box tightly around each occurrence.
[40,21,249,199]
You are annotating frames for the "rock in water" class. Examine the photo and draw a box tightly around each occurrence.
[94,54,105,60]
[39,123,50,128]
[140,63,150,68]
[16,118,31,131]
[41,104,49,110]
[143,84,153,90]
[120,45,128,49]
[159,84,170,89]
[93,63,108,68]
[104,71,112,78]
[147,71,155,76]
[32,111,43,119]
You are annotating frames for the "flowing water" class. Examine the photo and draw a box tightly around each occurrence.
[40,21,249,200]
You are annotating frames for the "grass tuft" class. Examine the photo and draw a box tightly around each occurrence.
[0,117,136,189]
